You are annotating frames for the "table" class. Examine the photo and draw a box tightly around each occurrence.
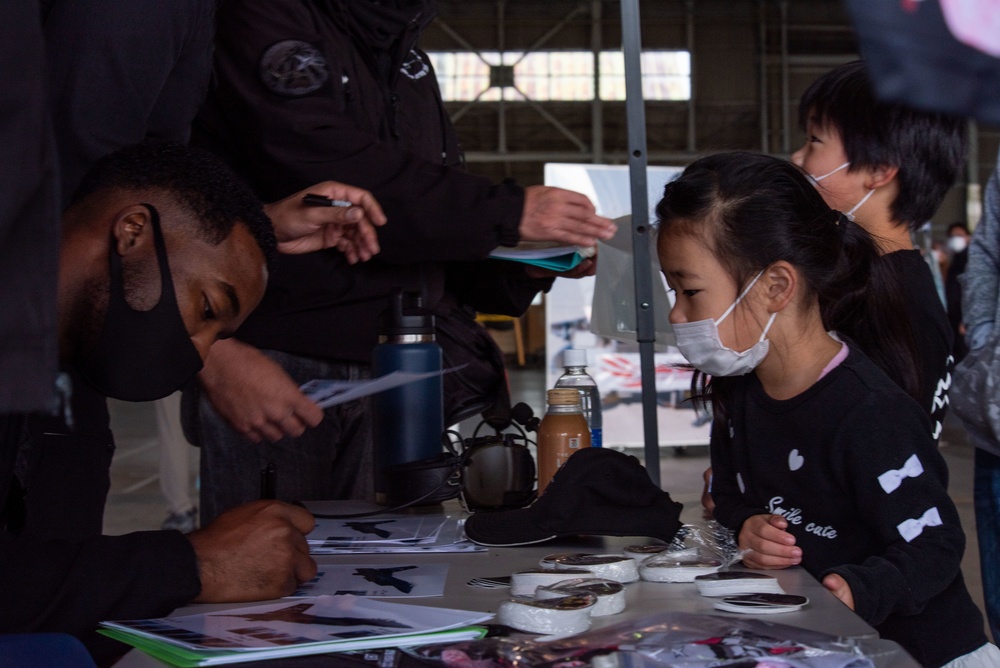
[114,503,919,667]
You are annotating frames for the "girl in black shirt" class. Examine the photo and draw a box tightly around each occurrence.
[655,152,995,668]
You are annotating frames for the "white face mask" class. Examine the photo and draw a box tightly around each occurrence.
[948,236,968,253]
[672,270,778,377]
[806,161,874,223]
[807,161,850,185]
[843,188,875,223]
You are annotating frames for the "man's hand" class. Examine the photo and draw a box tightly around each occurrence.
[188,501,317,602]
[198,339,324,442]
[738,514,802,569]
[264,181,387,261]
[519,186,616,247]
[822,573,856,610]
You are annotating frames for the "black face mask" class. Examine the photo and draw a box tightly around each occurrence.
[75,203,204,401]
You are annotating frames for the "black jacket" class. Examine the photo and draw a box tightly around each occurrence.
[0,376,200,666]
[194,0,550,364]
[0,1,61,413]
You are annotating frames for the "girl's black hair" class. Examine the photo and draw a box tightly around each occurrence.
[655,151,920,415]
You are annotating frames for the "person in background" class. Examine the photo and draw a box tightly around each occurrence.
[0,1,61,417]
[957,152,1000,645]
[188,0,616,522]
[946,221,971,362]
[660,152,995,668]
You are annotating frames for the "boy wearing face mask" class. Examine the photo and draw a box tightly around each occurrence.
[790,60,967,441]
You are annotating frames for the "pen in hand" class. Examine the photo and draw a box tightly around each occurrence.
[303,193,353,208]
[260,462,277,500]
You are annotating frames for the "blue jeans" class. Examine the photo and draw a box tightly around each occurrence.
[974,446,1000,643]
[183,350,373,524]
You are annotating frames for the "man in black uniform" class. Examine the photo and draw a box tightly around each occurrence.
[0,1,61,416]
[0,143,323,664]
[190,0,616,521]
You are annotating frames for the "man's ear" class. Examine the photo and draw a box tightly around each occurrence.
[111,205,153,256]
[865,164,899,190]
[763,261,796,314]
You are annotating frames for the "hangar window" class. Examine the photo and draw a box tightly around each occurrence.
[427,50,690,102]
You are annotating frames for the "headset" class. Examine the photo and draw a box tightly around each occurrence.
[311,403,539,519]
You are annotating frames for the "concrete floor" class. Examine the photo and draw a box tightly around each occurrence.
[103,366,989,637]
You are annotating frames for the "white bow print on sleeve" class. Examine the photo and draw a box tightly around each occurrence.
[877,454,924,494]
[897,506,943,543]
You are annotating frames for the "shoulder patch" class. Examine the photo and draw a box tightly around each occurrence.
[400,49,430,81]
[259,40,329,96]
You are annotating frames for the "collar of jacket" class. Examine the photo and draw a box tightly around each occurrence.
[336,0,437,54]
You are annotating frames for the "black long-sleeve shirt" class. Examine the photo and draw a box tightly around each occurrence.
[711,345,985,667]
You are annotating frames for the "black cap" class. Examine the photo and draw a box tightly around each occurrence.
[464,448,683,547]
[379,288,435,337]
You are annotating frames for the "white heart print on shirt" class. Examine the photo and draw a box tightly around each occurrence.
[788,449,804,471]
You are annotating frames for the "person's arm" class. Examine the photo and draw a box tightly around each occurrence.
[197,338,323,443]
[200,0,612,264]
[0,501,315,645]
[44,0,215,201]
[445,260,554,318]
[962,152,1000,348]
[707,415,765,532]
[823,398,966,627]
[708,411,802,568]
[0,529,200,644]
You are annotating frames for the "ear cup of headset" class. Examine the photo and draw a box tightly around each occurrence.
[382,453,463,507]
[461,438,536,511]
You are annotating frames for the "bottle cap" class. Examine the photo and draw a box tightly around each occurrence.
[379,289,435,337]
[547,388,583,406]
[562,349,588,367]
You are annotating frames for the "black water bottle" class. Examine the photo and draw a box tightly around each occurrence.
[372,290,444,504]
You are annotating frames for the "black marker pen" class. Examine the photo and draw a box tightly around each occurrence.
[260,462,276,500]
[303,193,352,208]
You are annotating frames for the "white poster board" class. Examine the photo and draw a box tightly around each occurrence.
[544,163,711,448]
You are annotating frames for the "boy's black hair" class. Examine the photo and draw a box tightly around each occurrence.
[947,221,970,236]
[71,141,277,268]
[798,60,967,232]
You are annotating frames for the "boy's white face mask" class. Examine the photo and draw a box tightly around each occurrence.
[672,270,777,377]
[807,160,850,184]
[806,160,874,223]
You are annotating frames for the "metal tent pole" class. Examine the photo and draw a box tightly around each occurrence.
[620,0,660,486]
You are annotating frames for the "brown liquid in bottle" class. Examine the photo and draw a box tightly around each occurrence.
[537,388,591,493]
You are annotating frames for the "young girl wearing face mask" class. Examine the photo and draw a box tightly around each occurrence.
[656,152,996,668]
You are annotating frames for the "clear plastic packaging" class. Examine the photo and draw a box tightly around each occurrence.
[406,611,905,667]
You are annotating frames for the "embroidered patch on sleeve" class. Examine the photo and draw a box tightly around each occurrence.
[260,40,329,96]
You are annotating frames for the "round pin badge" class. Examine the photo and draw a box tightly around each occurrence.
[259,40,329,96]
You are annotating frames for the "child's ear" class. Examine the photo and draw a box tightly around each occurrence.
[763,261,796,313]
[865,164,899,190]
